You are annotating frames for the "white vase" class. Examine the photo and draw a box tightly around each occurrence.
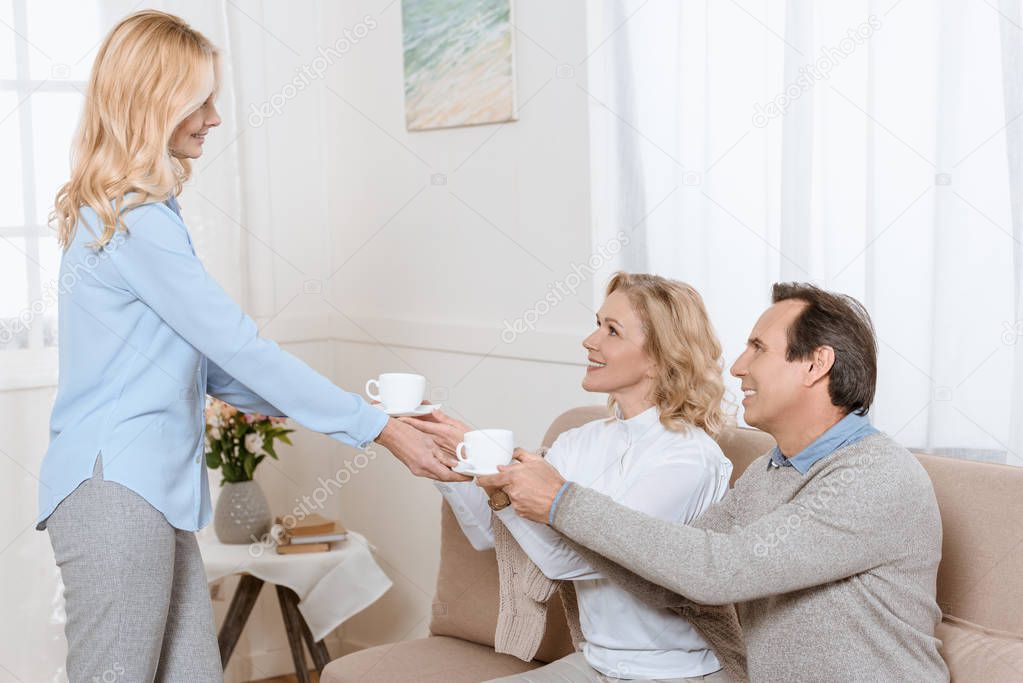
[214,479,272,544]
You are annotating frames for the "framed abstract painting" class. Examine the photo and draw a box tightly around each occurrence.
[401,0,518,131]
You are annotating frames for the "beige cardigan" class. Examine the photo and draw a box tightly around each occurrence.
[492,515,748,683]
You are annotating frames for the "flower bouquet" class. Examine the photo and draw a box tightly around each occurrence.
[204,397,294,483]
[204,397,294,543]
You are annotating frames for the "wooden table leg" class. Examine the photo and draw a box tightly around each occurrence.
[218,574,265,668]
[295,604,332,673]
[276,584,312,683]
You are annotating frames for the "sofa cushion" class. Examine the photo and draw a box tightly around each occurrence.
[917,453,1023,635]
[429,500,575,663]
[539,406,607,449]
[936,615,1023,682]
[713,425,776,485]
[320,635,542,683]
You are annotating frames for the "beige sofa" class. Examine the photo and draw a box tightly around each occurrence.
[324,406,1023,682]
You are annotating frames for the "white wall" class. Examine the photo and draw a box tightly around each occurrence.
[232,0,602,669]
[314,0,602,657]
[0,385,63,681]
[323,0,597,335]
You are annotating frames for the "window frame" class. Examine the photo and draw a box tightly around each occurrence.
[0,0,90,389]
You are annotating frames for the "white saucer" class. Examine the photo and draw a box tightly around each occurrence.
[453,462,499,477]
[381,404,442,417]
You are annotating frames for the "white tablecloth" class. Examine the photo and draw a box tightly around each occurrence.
[198,532,392,641]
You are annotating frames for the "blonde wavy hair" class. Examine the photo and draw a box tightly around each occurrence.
[53,10,219,250]
[605,272,729,437]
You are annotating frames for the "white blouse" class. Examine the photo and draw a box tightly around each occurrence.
[435,406,732,680]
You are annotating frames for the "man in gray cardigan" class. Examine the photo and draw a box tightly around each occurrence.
[480,283,950,682]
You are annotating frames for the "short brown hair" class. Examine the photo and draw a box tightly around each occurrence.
[772,283,877,415]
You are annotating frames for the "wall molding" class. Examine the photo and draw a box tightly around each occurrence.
[0,313,585,392]
[261,311,586,366]
[0,348,58,392]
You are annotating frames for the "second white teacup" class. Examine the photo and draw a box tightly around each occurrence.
[456,429,515,475]
[365,373,426,412]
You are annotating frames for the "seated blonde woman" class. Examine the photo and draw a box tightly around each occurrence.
[403,273,742,683]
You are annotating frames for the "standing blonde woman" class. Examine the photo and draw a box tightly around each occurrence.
[40,11,463,681]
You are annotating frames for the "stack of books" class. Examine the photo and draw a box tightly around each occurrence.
[275,513,348,555]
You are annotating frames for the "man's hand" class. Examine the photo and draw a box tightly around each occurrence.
[375,417,470,482]
[476,448,566,524]
[397,408,469,458]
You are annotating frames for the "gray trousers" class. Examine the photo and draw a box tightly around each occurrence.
[46,456,223,682]
[486,653,730,683]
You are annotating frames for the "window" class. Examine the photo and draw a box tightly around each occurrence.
[0,0,100,384]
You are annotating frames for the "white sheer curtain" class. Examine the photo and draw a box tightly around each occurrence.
[589,0,1023,463]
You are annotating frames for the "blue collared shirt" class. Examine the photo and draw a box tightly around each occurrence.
[37,196,388,532]
[768,411,878,475]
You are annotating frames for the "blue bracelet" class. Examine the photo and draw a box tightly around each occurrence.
[548,481,571,526]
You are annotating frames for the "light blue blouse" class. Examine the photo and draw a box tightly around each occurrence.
[37,196,388,532]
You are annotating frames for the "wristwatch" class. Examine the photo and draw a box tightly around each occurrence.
[488,489,511,511]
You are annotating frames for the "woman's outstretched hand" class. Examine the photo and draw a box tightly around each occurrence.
[374,417,470,482]
[397,408,470,458]
[476,449,566,524]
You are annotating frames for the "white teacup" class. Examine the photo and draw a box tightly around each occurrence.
[365,373,426,412]
[456,429,515,475]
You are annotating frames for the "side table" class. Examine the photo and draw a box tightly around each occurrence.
[198,532,393,682]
